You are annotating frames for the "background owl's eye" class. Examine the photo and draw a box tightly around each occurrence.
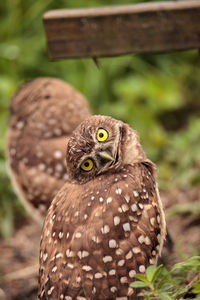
[97,128,109,142]
[81,159,94,171]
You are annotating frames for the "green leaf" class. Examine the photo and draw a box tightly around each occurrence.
[146,265,157,282]
[159,292,172,300]
[151,264,163,284]
[130,281,149,288]
[172,256,200,272]
[192,283,200,294]
[135,274,150,284]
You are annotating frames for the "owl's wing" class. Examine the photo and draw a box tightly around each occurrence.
[39,163,166,299]
[6,133,68,222]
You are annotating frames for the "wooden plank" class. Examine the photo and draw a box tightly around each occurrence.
[43,1,200,59]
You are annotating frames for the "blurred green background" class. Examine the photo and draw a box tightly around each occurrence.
[0,0,200,238]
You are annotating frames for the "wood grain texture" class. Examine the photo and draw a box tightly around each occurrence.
[43,1,200,59]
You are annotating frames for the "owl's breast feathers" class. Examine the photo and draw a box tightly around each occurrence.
[39,162,166,300]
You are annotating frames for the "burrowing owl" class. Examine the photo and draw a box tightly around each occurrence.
[6,77,90,224]
[39,115,166,299]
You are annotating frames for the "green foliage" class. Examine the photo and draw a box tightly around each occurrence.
[0,0,200,237]
[131,257,200,299]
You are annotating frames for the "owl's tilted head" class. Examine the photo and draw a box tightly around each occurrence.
[66,115,147,183]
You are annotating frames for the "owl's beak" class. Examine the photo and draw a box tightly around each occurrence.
[98,151,115,162]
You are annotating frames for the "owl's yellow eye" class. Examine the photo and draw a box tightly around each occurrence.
[81,159,94,172]
[96,128,109,142]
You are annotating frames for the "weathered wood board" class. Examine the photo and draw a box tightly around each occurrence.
[43,1,200,59]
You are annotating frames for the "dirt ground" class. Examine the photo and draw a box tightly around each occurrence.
[0,187,200,300]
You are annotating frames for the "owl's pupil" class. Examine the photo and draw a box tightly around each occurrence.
[84,162,89,167]
[99,133,104,138]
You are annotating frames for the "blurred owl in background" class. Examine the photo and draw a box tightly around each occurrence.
[39,115,166,299]
[6,77,90,224]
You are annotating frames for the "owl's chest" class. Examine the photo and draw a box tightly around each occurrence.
[59,164,155,228]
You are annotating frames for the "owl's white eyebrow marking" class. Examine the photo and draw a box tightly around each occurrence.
[116,188,122,195]
[139,265,146,273]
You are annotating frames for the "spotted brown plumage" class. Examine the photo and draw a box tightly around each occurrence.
[6,77,90,224]
[39,115,166,299]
